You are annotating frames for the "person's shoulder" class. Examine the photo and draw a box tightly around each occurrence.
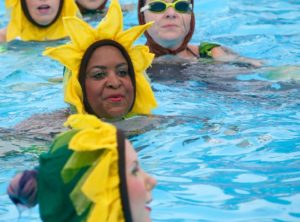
[188,44,199,56]
[14,109,70,138]
[114,114,203,136]
[113,114,170,136]
[0,27,7,43]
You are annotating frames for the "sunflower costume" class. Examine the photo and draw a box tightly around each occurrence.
[38,114,132,222]
[5,0,80,42]
[43,0,157,119]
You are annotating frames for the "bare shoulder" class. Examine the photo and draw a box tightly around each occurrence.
[188,44,199,55]
[210,46,237,58]
[0,109,70,156]
[114,114,206,136]
[0,27,7,43]
[14,109,70,136]
[211,46,264,68]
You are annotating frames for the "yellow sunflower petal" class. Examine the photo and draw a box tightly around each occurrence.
[43,45,82,71]
[82,152,113,202]
[68,128,117,151]
[65,75,85,113]
[83,152,120,221]
[64,114,101,129]
[131,73,157,114]
[63,17,97,51]
[87,202,108,222]
[5,0,17,8]
[118,22,154,49]
[6,0,22,42]
[87,190,122,222]
[130,45,154,72]
[96,0,122,40]
[65,114,117,151]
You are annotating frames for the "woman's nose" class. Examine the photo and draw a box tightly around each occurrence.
[106,72,121,88]
[145,173,157,191]
[164,6,178,18]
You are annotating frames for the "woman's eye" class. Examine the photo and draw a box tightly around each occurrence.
[117,69,129,77]
[132,166,140,176]
[92,71,106,79]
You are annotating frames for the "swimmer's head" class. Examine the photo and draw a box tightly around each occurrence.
[21,0,63,27]
[138,0,195,57]
[38,114,157,222]
[5,0,79,41]
[44,0,157,120]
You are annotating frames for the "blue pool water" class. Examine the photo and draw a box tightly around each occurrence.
[1,0,300,221]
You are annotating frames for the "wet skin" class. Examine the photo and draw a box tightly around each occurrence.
[84,45,134,120]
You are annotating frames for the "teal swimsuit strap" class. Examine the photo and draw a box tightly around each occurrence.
[199,42,220,58]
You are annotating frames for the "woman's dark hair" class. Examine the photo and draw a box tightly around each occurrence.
[117,130,132,222]
[138,0,195,57]
[21,0,64,28]
[78,40,136,116]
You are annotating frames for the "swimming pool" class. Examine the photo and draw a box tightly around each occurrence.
[1,0,300,221]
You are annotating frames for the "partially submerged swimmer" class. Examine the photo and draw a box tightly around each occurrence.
[13,0,157,136]
[9,114,157,221]
[137,0,263,67]
[44,4,157,121]
[0,0,80,42]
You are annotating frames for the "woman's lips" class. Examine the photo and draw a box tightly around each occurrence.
[107,95,124,102]
[162,24,178,28]
[145,198,152,212]
[145,206,152,212]
[37,4,51,14]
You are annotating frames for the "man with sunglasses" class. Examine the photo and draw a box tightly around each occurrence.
[138,0,263,67]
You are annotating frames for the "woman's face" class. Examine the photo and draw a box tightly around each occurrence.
[125,140,157,222]
[76,0,106,10]
[85,45,134,120]
[143,0,192,50]
[25,0,60,26]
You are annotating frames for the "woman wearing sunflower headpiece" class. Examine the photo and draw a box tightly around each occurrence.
[10,114,157,222]
[13,0,157,135]
[0,0,80,43]
[49,10,157,121]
